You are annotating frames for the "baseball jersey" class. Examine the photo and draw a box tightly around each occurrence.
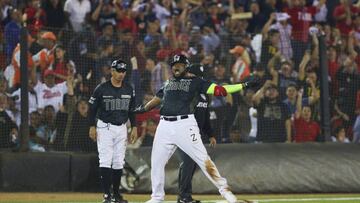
[34,81,68,112]
[156,76,212,116]
[88,80,136,127]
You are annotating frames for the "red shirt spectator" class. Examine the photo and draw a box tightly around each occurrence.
[25,0,47,35]
[294,117,320,142]
[285,6,316,42]
[333,3,359,36]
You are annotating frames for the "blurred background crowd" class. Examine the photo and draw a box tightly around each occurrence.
[0,0,360,152]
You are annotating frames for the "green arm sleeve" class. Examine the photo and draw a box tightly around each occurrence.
[206,83,216,94]
[223,83,244,93]
[206,83,244,95]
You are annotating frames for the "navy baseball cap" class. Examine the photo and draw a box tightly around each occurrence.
[170,54,190,67]
[188,63,204,77]
[111,59,127,72]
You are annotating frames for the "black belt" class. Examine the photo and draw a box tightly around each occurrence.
[161,115,189,121]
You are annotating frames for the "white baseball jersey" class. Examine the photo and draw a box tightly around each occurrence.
[34,81,68,112]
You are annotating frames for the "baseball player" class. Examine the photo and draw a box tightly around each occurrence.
[88,59,137,203]
[177,63,216,203]
[134,54,258,203]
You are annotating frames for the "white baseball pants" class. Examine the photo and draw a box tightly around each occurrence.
[150,115,230,201]
[96,119,127,169]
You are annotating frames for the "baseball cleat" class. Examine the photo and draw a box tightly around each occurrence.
[102,194,112,203]
[111,194,128,203]
[177,197,201,203]
[220,190,237,203]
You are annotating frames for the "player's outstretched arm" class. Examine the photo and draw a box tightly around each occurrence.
[133,96,162,114]
[206,77,261,96]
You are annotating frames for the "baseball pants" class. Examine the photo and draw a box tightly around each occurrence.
[150,115,229,201]
[178,149,197,199]
[96,119,127,169]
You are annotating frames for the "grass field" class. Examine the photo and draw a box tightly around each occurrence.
[1,193,360,203]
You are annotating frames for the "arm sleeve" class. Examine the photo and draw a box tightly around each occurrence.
[206,83,244,94]
[128,89,136,128]
[88,85,101,126]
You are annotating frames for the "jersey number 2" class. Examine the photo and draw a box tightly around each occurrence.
[191,134,197,142]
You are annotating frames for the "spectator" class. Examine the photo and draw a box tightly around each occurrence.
[42,0,66,33]
[10,34,35,89]
[68,29,97,79]
[28,111,46,152]
[4,8,21,63]
[33,69,70,113]
[285,0,319,67]
[152,49,171,93]
[200,25,220,56]
[260,29,280,68]
[229,45,251,83]
[52,45,76,84]
[64,0,91,32]
[11,79,38,116]
[267,13,293,60]
[252,81,292,143]
[335,55,360,128]
[32,31,57,72]
[91,0,121,31]
[332,126,350,143]
[24,0,47,35]
[293,89,320,142]
[96,23,117,49]
[333,0,359,36]
[0,93,18,149]
[36,105,57,150]
[271,57,298,100]
[0,0,13,26]
[96,40,114,83]
[247,0,266,34]
[313,0,328,23]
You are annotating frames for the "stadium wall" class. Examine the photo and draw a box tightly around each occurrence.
[1,143,360,193]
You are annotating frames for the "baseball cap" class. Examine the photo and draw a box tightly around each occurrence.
[229,45,245,55]
[41,31,57,41]
[276,12,290,21]
[280,58,293,67]
[188,63,204,77]
[111,59,127,72]
[43,69,55,77]
[170,54,190,67]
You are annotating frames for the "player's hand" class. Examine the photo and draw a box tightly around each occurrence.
[129,127,138,144]
[243,77,261,89]
[133,104,147,114]
[209,137,216,148]
[89,126,97,142]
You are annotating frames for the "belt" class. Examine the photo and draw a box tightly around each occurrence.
[161,115,189,122]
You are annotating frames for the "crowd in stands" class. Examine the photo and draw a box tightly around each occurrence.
[0,0,360,152]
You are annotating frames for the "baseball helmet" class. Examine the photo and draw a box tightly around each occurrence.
[170,54,190,68]
[188,63,204,77]
[111,59,127,71]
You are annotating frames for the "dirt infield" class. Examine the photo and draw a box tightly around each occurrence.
[1,193,360,203]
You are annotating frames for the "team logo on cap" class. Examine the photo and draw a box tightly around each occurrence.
[118,62,126,69]
[174,55,180,62]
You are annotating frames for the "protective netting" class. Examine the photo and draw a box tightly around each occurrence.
[0,0,360,152]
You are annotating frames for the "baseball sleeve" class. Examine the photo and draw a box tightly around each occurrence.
[88,84,102,126]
